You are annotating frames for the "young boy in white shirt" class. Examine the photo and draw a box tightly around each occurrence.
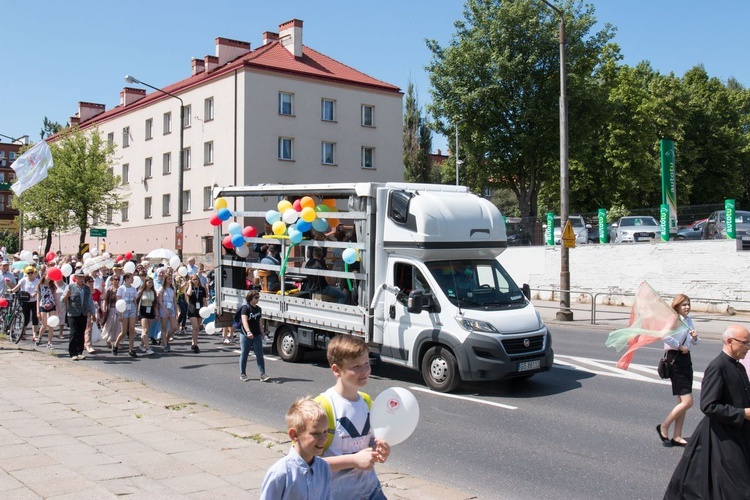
[260,397,333,499]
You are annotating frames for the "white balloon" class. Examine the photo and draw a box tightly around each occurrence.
[105,259,115,269]
[371,387,420,446]
[115,299,127,313]
[83,252,91,262]
[47,315,60,327]
[199,306,210,318]
[61,263,73,277]
[208,303,216,313]
[282,208,299,224]
[132,276,142,288]
[90,248,99,256]
[205,322,216,335]
[123,261,136,274]
[20,250,33,262]
[227,222,242,235]
[235,245,250,258]
[103,252,111,259]
[169,255,181,269]
[177,266,188,277]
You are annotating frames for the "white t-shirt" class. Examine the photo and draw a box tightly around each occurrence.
[117,284,137,314]
[321,388,380,499]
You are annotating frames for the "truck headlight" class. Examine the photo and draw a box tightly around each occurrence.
[457,317,499,333]
[536,311,544,329]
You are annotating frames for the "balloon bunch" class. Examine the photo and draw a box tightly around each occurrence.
[265,197,338,245]
[208,197,231,227]
[221,222,258,258]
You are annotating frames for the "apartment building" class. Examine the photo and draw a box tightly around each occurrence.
[0,140,21,232]
[35,19,403,256]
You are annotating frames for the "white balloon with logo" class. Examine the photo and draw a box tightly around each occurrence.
[371,387,420,446]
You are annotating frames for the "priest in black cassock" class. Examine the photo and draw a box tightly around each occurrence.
[664,324,750,499]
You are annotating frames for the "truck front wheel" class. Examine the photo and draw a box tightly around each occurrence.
[276,327,306,363]
[421,346,460,392]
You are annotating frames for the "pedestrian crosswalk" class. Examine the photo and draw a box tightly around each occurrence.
[554,354,704,390]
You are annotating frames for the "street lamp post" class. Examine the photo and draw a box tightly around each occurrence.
[124,75,184,261]
[540,1,572,321]
[455,118,464,186]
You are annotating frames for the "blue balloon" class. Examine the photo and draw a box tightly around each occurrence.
[296,219,312,233]
[227,222,242,235]
[289,229,303,244]
[312,218,329,232]
[231,234,245,247]
[217,208,232,221]
[266,210,281,224]
[342,248,358,264]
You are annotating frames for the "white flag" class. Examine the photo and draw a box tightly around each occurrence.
[11,141,54,196]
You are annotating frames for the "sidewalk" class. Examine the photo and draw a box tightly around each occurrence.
[532,299,749,340]
[0,344,474,499]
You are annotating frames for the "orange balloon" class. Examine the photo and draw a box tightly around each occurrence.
[300,196,315,209]
[323,198,337,208]
[327,218,339,228]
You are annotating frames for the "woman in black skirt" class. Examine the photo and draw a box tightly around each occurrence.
[656,294,700,447]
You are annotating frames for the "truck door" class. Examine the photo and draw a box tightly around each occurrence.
[383,261,438,365]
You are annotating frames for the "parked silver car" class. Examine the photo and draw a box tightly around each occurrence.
[544,215,589,245]
[702,210,750,239]
[609,216,660,243]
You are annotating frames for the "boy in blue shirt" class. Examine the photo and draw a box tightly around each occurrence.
[261,397,332,499]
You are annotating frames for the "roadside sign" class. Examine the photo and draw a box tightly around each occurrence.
[90,228,107,238]
[562,220,576,248]
[175,226,183,250]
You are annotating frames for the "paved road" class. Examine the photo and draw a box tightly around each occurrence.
[68,323,718,500]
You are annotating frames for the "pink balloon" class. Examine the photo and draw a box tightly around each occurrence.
[45,251,56,262]
[292,199,302,212]
[222,235,234,249]
[47,267,63,282]
[209,214,222,226]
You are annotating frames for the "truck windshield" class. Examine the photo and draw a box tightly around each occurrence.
[425,260,526,309]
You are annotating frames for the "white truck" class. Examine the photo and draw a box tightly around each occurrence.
[213,182,553,392]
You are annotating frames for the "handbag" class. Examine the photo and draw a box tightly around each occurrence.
[657,351,673,379]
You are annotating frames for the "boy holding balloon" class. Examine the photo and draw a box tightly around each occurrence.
[316,335,390,499]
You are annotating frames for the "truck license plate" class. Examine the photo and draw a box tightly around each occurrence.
[518,360,540,372]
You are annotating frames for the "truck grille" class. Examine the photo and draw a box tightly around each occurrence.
[502,335,544,355]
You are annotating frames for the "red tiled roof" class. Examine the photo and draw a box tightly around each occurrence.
[75,39,401,129]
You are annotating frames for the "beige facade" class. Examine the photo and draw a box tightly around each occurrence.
[26,19,403,258]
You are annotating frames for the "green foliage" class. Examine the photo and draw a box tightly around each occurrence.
[16,127,123,251]
[40,117,62,140]
[403,82,437,183]
[426,0,615,216]
[0,230,19,254]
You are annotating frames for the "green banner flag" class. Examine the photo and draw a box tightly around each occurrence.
[546,212,554,246]
[598,209,608,243]
[726,199,736,239]
[660,139,677,238]
[660,204,669,242]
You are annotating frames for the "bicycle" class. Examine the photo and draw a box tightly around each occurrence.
[2,292,27,344]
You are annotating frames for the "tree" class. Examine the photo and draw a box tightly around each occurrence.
[403,81,436,183]
[40,117,62,140]
[16,127,123,255]
[0,230,19,254]
[426,0,615,216]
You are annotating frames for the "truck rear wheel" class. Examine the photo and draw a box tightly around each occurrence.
[421,346,460,393]
[276,327,306,363]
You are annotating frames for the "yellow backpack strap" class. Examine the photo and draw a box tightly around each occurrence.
[313,394,335,453]
[359,391,372,410]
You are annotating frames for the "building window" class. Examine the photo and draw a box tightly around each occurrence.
[0,172,4,182]
[278,92,294,115]
[163,112,172,135]
[182,190,191,214]
[121,164,129,185]
[162,194,171,216]
[121,202,129,222]
[107,132,114,146]
[106,207,113,224]
[144,197,152,219]
[163,152,171,175]
[204,141,214,165]
[145,118,153,140]
[322,142,336,165]
[122,126,130,148]
[278,137,293,161]
[0,151,4,158]
[181,147,191,170]
[203,186,212,210]
[0,194,5,211]
[361,105,375,127]
[7,194,12,207]
[144,157,152,179]
[204,97,214,121]
[9,152,16,160]
[361,147,375,169]
[202,235,214,254]
[182,105,191,129]
[321,99,335,121]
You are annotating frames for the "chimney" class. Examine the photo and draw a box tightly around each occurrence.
[69,116,80,127]
[262,31,279,46]
[120,87,146,106]
[215,37,251,65]
[192,58,205,75]
[78,102,106,122]
[204,55,219,73]
[279,19,303,58]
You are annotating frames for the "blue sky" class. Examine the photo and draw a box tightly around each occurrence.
[1,0,748,153]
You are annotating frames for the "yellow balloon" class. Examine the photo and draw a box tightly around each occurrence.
[300,196,315,209]
[215,197,227,210]
[272,221,287,235]
[300,206,316,223]
[278,200,293,213]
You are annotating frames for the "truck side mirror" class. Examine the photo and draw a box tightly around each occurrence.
[522,283,531,301]
[407,290,423,314]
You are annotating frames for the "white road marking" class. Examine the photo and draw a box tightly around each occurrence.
[408,386,518,410]
[555,354,703,389]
